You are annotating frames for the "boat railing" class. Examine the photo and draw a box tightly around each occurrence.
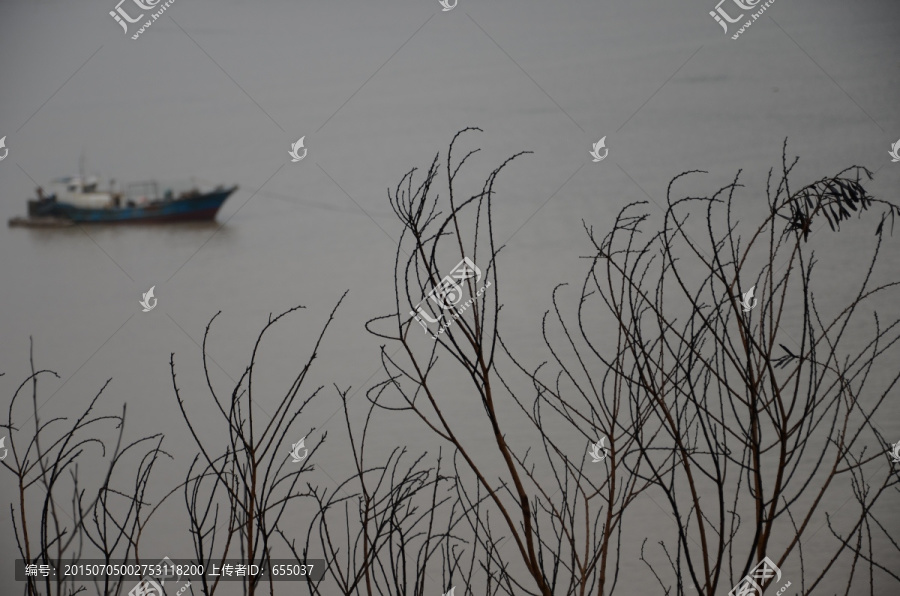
[125,181,160,202]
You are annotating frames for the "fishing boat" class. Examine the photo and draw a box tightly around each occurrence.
[10,175,238,225]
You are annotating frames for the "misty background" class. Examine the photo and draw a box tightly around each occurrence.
[1,0,899,593]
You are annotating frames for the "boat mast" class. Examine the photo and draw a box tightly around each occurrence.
[79,149,86,192]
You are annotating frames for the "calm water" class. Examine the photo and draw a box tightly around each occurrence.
[1,0,899,593]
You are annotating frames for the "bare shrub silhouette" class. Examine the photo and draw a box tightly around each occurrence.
[298,391,466,596]
[170,298,350,596]
[4,339,169,596]
[366,127,652,596]
[587,150,900,596]
[365,131,900,596]
[174,296,472,596]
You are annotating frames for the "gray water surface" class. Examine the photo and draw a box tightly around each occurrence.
[1,0,899,594]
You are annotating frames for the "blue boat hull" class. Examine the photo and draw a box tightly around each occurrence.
[28,186,237,223]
